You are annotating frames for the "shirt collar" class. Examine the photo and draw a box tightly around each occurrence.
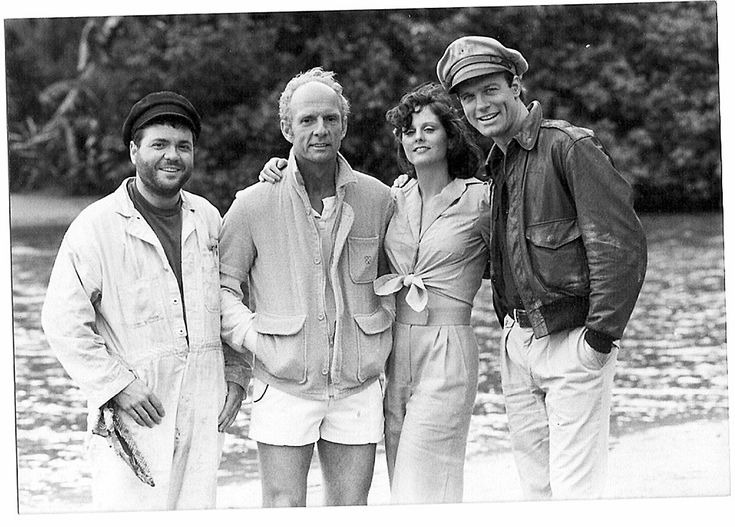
[286,149,357,193]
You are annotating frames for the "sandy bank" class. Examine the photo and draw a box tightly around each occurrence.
[216,418,730,508]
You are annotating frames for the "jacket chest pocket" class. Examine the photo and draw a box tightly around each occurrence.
[347,236,379,284]
[525,217,589,293]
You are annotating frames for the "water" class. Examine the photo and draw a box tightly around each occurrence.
[11,213,728,512]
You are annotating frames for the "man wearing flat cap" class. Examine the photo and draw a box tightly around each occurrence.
[437,36,647,499]
[42,91,249,510]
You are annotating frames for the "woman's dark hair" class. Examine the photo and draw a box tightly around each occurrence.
[385,82,483,180]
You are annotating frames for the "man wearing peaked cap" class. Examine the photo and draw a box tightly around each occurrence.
[121,90,202,146]
[438,37,647,500]
[436,36,528,93]
[42,91,249,510]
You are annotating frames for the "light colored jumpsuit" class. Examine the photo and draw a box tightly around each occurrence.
[374,176,491,504]
[42,179,248,511]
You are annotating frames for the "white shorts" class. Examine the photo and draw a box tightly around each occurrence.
[248,378,384,446]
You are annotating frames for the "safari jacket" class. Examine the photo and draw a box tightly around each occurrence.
[219,151,394,400]
[41,178,248,509]
[487,102,647,343]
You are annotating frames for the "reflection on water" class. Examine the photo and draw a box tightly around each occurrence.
[11,213,728,511]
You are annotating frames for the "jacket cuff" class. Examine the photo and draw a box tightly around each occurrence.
[584,328,614,354]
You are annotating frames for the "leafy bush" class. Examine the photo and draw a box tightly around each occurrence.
[4,3,721,212]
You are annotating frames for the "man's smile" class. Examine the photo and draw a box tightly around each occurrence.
[477,111,500,123]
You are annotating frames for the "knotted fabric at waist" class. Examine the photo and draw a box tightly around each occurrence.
[374,272,429,312]
[395,290,472,326]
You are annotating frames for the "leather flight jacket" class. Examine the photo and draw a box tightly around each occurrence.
[486,101,647,342]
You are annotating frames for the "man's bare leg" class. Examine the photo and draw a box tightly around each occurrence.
[257,442,314,507]
[317,439,376,506]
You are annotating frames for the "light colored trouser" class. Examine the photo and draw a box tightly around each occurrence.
[88,351,226,511]
[384,321,479,504]
[500,315,617,500]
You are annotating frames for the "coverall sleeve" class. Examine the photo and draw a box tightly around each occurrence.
[41,221,136,411]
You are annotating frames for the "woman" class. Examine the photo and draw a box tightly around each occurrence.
[375,82,491,504]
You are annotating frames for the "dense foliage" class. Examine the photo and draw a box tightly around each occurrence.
[4,2,720,212]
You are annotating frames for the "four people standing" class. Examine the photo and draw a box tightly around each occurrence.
[42,36,647,509]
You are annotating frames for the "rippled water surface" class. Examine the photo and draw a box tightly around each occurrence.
[12,213,728,511]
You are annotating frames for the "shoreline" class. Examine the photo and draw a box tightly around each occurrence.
[20,417,730,513]
[217,417,731,508]
[10,192,101,229]
[8,192,725,230]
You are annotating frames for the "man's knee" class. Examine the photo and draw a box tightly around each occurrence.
[326,486,369,506]
[322,468,372,506]
[260,480,307,507]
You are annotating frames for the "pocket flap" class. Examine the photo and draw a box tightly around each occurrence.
[354,309,393,335]
[525,218,581,249]
[253,313,307,335]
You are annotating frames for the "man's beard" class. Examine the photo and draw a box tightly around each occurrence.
[137,161,192,198]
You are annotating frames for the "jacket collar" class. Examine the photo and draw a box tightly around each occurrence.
[486,100,543,165]
[514,100,543,151]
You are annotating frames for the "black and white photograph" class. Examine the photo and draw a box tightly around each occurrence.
[2,0,731,524]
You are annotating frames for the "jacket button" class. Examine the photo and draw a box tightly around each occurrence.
[321,369,328,375]
[173,298,180,305]
[314,257,321,265]
[317,313,325,321]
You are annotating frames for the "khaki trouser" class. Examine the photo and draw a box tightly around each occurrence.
[383,304,479,504]
[501,315,617,500]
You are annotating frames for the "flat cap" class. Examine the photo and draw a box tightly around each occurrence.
[437,36,528,93]
[122,91,201,146]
